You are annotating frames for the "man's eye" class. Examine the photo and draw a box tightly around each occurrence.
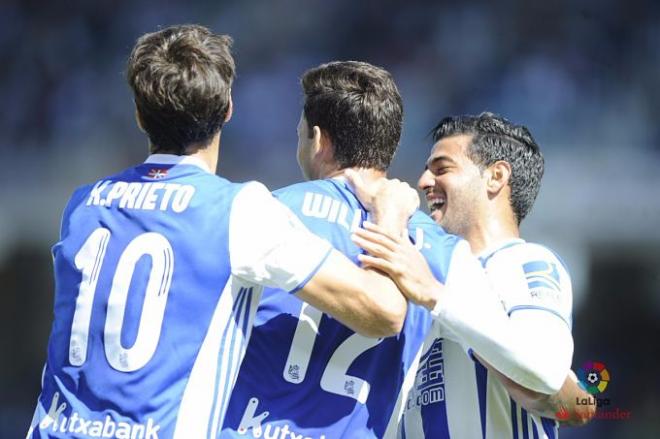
[432,167,448,175]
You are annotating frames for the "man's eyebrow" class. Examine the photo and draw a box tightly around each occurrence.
[426,155,456,169]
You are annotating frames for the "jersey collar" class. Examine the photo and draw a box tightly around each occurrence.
[144,154,211,173]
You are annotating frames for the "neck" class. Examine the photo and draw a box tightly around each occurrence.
[151,132,221,173]
[464,204,520,254]
[324,166,386,182]
[189,131,221,173]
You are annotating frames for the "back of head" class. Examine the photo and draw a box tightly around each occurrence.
[301,61,403,171]
[431,112,544,223]
[127,24,235,154]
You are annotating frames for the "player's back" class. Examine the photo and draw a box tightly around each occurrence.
[29,156,259,438]
[221,178,459,439]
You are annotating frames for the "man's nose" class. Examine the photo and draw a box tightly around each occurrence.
[417,169,434,192]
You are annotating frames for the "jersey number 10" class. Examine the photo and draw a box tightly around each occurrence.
[68,227,174,372]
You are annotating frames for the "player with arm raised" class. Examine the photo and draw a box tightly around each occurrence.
[352,113,595,438]
[26,27,419,439]
[220,61,465,438]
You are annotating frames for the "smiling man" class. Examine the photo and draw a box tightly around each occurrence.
[354,112,595,437]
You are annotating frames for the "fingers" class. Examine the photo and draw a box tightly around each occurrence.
[343,168,362,192]
[351,233,395,259]
[357,253,397,274]
[353,225,399,252]
[344,169,374,206]
[361,221,405,244]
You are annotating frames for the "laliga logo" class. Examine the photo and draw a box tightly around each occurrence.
[576,361,611,408]
[556,361,632,422]
[577,361,610,395]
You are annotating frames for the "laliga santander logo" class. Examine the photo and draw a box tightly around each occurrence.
[577,361,610,394]
[554,360,630,422]
[555,405,571,422]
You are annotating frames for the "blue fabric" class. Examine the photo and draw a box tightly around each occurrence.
[222,178,459,438]
[33,162,244,437]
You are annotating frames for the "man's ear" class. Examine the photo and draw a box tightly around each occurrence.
[486,160,512,195]
[316,127,335,160]
[224,94,233,122]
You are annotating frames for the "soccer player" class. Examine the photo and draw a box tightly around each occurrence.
[219,61,454,438]
[26,26,421,438]
[353,113,595,438]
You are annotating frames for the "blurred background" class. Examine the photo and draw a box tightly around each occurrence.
[1,0,658,437]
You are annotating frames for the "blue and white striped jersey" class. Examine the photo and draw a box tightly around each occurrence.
[401,239,573,439]
[220,178,461,439]
[27,154,333,439]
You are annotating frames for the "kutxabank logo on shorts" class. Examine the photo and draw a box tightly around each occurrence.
[577,361,610,394]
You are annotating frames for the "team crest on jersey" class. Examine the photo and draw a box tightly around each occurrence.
[147,168,169,179]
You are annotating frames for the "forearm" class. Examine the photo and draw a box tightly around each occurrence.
[297,250,407,338]
[436,293,571,393]
[478,356,595,425]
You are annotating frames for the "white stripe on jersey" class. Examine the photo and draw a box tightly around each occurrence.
[443,339,482,439]
[174,277,262,438]
[383,343,424,438]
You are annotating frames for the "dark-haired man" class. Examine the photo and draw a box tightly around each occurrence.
[27,26,420,438]
[354,113,594,438]
[220,61,458,438]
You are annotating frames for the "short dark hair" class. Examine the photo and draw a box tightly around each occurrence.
[431,112,544,223]
[127,24,235,154]
[301,61,403,171]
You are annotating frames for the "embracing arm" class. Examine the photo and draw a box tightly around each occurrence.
[230,180,417,338]
[476,355,596,425]
[352,222,570,394]
[296,250,407,337]
[353,221,594,423]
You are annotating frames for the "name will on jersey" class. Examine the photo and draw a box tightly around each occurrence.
[86,180,195,212]
[301,192,362,231]
[300,192,429,252]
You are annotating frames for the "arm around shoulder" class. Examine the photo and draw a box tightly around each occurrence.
[296,249,407,338]
[229,182,406,338]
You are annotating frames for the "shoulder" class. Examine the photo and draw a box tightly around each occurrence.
[408,210,436,227]
[484,241,573,325]
[407,210,461,250]
[486,241,570,278]
[406,211,465,283]
[234,180,271,199]
[273,179,347,206]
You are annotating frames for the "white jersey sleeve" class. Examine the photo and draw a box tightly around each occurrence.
[484,242,572,327]
[229,182,333,292]
[431,240,573,394]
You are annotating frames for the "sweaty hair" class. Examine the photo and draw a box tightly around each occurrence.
[127,24,235,154]
[301,61,403,171]
[431,112,544,223]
